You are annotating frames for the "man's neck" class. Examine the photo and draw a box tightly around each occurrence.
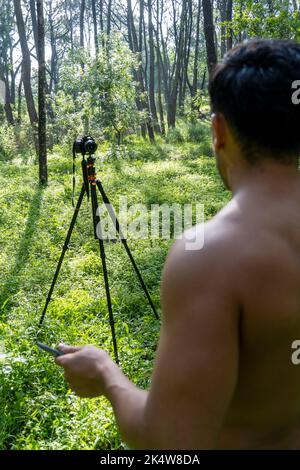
[229,159,300,197]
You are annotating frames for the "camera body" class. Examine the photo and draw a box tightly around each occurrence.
[74,136,98,155]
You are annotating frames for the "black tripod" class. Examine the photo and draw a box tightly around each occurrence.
[39,151,159,364]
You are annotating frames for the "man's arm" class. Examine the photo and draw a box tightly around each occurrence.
[57,226,240,449]
[56,344,149,448]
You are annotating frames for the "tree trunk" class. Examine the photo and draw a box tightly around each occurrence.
[107,0,112,35]
[29,0,38,51]
[191,0,201,109]
[0,26,14,125]
[91,0,98,53]
[37,0,47,185]
[201,68,206,90]
[219,0,227,57]
[9,37,16,106]
[147,0,160,133]
[167,0,187,128]
[0,67,14,125]
[13,0,38,131]
[157,57,165,136]
[66,0,74,50]
[179,0,192,112]
[48,2,58,94]
[127,0,154,141]
[17,77,22,124]
[156,0,170,119]
[292,0,299,13]
[99,0,104,33]
[226,0,233,52]
[80,0,85,48]
[238,0,244,42]
[202,0,217,80]
[4,82,14,125]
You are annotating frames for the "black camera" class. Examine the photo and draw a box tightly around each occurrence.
[73,136,98,155]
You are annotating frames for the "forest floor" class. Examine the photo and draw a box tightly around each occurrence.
[0,127,230,449]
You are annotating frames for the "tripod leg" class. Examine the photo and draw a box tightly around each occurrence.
[95,180,159,320]
[39,185,86,327]
[90,182,119,364]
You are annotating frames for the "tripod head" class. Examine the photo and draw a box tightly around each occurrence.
[72,136,98,205]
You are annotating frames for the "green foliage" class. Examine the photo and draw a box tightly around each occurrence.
[0,130,230,450]
[90,36,140,141]
[0,123,17,161]
[185,121,214,157]
[50,90,84,144]
[166,127,185,144]
[187,121,209,143]
[53,35,140,145]
[232,0,300,40]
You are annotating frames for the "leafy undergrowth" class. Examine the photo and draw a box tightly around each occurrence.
[0,133,230,449]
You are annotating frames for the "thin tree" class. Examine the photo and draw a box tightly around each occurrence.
[226,0,233,51]
[30,0,38,49]
[37,0,48,184]
[0,3,15,125]
[190,0,201,108]
[202,0,217,80]
[13,0,38,130]
[91,0,99,53]
[167,0,187,128]
[80,0,85,48]
[107,0,113,35]
[147,0,160,133]
[155,0,166,135]
[127,0,155,141]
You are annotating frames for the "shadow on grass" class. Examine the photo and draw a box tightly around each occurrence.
[0,186,44,316]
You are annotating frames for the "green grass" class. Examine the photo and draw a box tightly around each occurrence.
[0,134,230,450]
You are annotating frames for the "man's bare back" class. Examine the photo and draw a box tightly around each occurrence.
[214,165,300,449]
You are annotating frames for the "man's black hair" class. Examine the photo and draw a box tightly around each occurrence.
[209,39,300,163]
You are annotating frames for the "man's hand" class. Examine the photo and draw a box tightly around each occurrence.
[55,344,114,398]
[56,343,149,448]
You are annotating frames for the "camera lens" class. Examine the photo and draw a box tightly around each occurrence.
[74,139,84,154]
[84,138,98,154]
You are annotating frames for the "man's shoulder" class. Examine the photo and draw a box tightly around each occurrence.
[160,211,243,327]
[170,209,243,272]
[163,210,245,300]
[165,195,282,306]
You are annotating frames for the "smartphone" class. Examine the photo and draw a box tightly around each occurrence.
[37,342,65,358]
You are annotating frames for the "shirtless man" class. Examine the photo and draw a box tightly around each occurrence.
[56,39,300,449]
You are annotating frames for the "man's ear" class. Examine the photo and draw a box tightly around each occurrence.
[211,113,226,152]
